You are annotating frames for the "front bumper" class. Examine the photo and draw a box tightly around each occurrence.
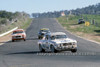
[12,36,25,40]
[54,43,77,51]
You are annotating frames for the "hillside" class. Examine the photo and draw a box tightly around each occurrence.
[71,3,100,15]
[32,3,100,18]
[0,11,31,34]
[57,14,100,42]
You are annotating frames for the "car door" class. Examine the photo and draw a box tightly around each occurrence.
[41,36,47,49]
[44,35,50,49]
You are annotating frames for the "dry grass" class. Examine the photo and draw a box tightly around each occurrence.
[0,18,32,45]
[57,15,100,43]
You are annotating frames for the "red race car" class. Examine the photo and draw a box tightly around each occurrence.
[12,29,26,42]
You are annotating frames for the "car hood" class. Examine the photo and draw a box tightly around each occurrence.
[52,38,77,44]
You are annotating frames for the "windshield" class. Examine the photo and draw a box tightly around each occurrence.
[51,35,67,40]
[13,31,23,34]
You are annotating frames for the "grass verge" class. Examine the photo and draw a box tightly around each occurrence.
[0,18,32,34]
[57,15,100,43]
[0,18,32,44]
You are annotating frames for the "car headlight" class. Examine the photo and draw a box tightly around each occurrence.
[73,44,77,48]
[73,42,77,45]
[22,35,24,38]
[55,43,62,48]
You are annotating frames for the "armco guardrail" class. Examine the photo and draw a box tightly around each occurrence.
[0,27,18,37]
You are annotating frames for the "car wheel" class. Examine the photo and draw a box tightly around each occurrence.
[12,40,14,42]
[50,45,57,53]
[39,44,45,52]
[38,36,41,39]
[24,39,26,41]
[71,49,77,53]
[38,36,40,39]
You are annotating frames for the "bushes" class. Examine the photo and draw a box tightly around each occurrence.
[0,19,7,24]
[0,11,30,34]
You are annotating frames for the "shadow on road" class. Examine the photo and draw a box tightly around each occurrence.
[5,51,100,56]
[6,51,51,55]
[0,38,39,44]
[6,51,41,55]
[26,37,39,41]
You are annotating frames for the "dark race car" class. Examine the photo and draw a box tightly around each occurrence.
[78,19,85,24]
[38,28,50,39]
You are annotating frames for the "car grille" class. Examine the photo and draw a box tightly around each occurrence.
[41,33,44,35]
[63,43,72,46]
[15,36,21,38]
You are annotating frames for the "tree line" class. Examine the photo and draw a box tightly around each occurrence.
[0,11,29,25]
[32,3,100,18]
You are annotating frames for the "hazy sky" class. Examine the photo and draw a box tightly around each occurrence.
[0,0,100,14]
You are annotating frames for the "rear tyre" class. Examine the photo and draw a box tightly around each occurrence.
[71,49,77,53]
[39,44,45,52]
[50,45,57,53]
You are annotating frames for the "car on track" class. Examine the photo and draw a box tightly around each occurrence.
[38,32,77,53]
[78,19,85,24]
[12,29,26,42]
[38,28,50,39]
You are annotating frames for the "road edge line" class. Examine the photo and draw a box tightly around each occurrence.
[0,27,18,46]
[0,19,33,46]
[0,27,18,37]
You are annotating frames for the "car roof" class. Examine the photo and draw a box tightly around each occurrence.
[13,29,24,32]
[40,28,49,30]
[46,32,66,36]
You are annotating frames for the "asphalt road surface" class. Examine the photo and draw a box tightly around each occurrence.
[0,18,100,67]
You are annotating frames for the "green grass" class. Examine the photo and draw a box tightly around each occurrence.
[57,15,100,34]
[20,19,32,30]
[0,18,32,34]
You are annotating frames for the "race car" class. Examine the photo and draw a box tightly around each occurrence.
[78,19,85,24]
[12,29,26,42]
[38,32,77,53]
[38,28,50,39]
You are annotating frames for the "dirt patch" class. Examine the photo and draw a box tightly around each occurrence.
[70,24,83,29]
[64,27,67,29]
[0,32,12,45]
[73,31,100,43]
[70,25,78,29]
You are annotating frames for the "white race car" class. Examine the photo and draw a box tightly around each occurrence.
[38,32,77,53]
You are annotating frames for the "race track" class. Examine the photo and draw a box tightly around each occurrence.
[0,18,100,67]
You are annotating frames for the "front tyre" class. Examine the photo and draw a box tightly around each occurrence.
[50,45,57,53]
[38,36,40,39]
[24,39,26,41]
[12,40,14,42]
[39,44,45,52]
[71,49,77,53]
